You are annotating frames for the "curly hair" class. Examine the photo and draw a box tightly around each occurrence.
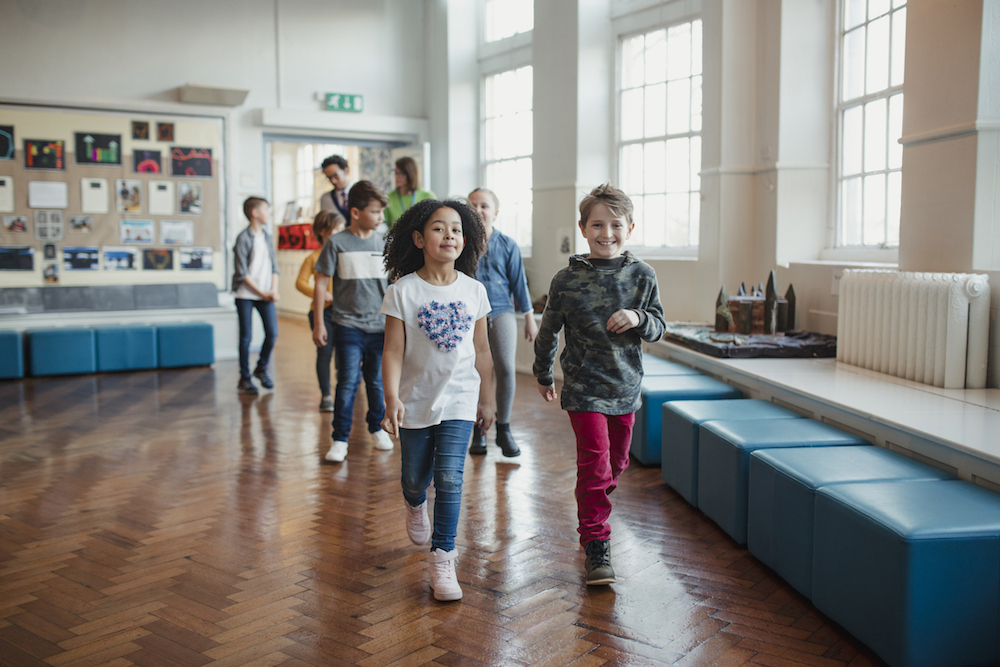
[383,199,488,282]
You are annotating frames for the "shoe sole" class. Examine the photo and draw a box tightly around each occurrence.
[468,447,487,455]
[586,576,616,585]
[431,588,463,601]
[319,407,333,412]
[324,452,346,463]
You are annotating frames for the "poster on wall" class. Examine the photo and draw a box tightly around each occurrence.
[43,243,56,260]
[0,246,33,270]
[74,132,121,166]
[178,182,202,214]
[142,248,173,270]
[63,246,99,270]
[180,246,213,270]
[27,181,69,209]
[33,210,64,241]
[80,178,110,214]
[24,139,65,170]
[148,180,174,215]
[171,147,212,177]
[43,262,58,283]
[120,219,154,244]
[0,125,13,160]
[104,246,137,270]
[69,216,92,233]
[160,219,194,245]
[115,178,142,213]
[133,149,161,173]
[3,216,27,233]
[157,122,174,141]
[131,121,149,140]
[0,176,13,212]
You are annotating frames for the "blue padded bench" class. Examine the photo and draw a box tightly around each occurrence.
[156,322,214,368]
[812,480,1000,667]
[632,375,743,465]
[642,352,701,377]
[95,325,158,372]
[0,330,24,379]
[661,399,803,507]
[697,419,869,544]
[747,446,953,598]
[28,328,97,377]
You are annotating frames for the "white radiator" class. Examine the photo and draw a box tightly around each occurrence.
[836,270,991,389]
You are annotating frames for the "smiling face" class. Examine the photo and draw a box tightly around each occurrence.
[413,206,465,265]
[579,201,634,259]
[468,190,498,233]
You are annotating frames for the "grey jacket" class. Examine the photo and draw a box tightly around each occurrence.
[231,226,279,293]
[533,252,666,414]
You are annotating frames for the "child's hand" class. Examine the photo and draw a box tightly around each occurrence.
[606,309,639,334]
[382,397,405,437]
[524,313,539,342]
[313,324,327,348]
[476,401,496,436]
[537,382,558,402]
[323,292,333,304]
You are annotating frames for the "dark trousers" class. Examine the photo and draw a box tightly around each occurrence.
[235,298,278,380]
[308,307,336,396]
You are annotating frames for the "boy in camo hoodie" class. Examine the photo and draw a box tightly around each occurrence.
[533,183,666,585]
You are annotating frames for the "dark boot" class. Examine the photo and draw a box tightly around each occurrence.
[469,428,487,455]
[495,423,521,457]
[584,539,615,585]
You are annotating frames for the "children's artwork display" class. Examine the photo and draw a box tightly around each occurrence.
[115,178,142,213]
[3,215,27,232]
[157,122,174,141]
[69,216,92,232]
[27,181,68,209]
[63,246,99,270]
[80,178,110,214]
[178,182,202,214]
[133,149,161,173]
[171,147,212,177]
[43,243,56,259]
[120,219,154,244]
[74,132,121,166]
[0,175,13,212]
[0,126,13,160]
[148,180,174,215]
[33,210,64,240]
[0,246,33,270]
[103,246,137,270]
[23,139,65,170]
[131,121,149,140]
[180,246,213,270]
[142,248,173,270]
[43,262,58,283]
[160,219,193,245]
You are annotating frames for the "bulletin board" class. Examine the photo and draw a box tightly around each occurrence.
[0,104,225,288]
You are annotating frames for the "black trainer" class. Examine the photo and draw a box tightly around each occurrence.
[495,423,521,457]
[237,378,258,396]
[469,429,487,455]
[253,366,274,389]
[584,539,616,585]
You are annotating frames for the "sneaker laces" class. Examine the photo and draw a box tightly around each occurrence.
[586,542,610,567]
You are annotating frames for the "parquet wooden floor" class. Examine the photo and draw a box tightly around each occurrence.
[0,316,885,666]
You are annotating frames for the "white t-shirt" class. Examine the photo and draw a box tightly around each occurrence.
[234,231,272,300]
[381,272,491,429]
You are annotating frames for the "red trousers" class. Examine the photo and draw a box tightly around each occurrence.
[568,411,636,546]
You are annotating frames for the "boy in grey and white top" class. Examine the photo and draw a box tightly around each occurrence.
[312,181,393,462]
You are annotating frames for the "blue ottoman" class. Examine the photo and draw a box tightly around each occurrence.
[813,480,1000,667]
[156,322,214,368]
[632,375,742,465]
[662,399,802,506]
[95,325,158,372]
[697,419,868,544]
[28,328,96,376]
[642,353,701,376]
[0,330,24,379]
[748,446,953,598]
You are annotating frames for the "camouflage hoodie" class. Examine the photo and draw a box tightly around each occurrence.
[533,251,666,414]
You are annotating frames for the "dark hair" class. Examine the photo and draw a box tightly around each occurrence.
[347,180,388,212]
[243,196,268,221]
[312,210,344,239]
[383,199,488,282]
[579,182,633,226]
[321,154,348,171]
[395,156,420,191]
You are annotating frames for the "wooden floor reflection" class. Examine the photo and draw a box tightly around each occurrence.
[0,315,884,666]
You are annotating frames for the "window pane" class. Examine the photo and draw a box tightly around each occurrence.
[665,138,690,193]
[644,141,665,194]
[485,0,533,42]
[515,66,533,111]
[666,79,691,134]
[864,98,887,172]
[690,136,702,191]
[886,170,901,246]
[866,16,890,94]
[888,93,903,169]
[891,7,906,86]
[842,105,863,176]
[843,28,866,101]
[666,23,691,80]
[632,196,645,241]
[484,118,496,162]
[512,110,532,157]
[691,75,703,132]
[665,193,689,246]
[869,0,890,20]
[689,192,701,245]
[691,20,703,76]
[863,173,886,245]
[644,82,666,138]
[645,30,667,84]
[646,194,666,246]
[621,88,643,141]
[621,144,644,194]
[846,0,866,30]
[622,34,645,89]
[842,177,863,245]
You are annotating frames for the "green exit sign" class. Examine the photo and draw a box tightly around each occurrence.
[325,93,364,113]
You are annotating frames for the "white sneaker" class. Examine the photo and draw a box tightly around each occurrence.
[373,430,395,451]
[325,440,348,463]
[428,548,462,601]
[405,500,430,545]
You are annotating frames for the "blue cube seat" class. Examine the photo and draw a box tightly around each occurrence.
[747,446,953,598]
[28,328,96,377]
[642,353,701,376]
[156,322,214,368]
[95,325,158,372]
[0,330,24,379]
[632,375,743,465]
[813,480,1000,667]
[661,399,803,507]
[697,419,869,544]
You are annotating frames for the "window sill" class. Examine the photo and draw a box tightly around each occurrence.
[818,247,898,264]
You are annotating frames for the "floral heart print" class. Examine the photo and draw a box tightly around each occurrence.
[418,300,473,352]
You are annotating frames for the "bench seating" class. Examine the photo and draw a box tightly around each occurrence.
[642,353,701,377]
[156,322,215,368]
[95,325,158,372]
[28,328,97,377]
[0,330,24,379]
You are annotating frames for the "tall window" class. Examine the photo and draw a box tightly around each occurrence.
[484,0,533,43]
[482,66,533,248]
[619,20,703,250]
[838,0,906,247]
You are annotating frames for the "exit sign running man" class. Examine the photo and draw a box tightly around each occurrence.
[325,93,364,113]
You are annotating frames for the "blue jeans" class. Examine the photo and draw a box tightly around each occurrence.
[332,324,385,441]
[235,298,278,380]
[308,307,336,396]
[400,420,474,552]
